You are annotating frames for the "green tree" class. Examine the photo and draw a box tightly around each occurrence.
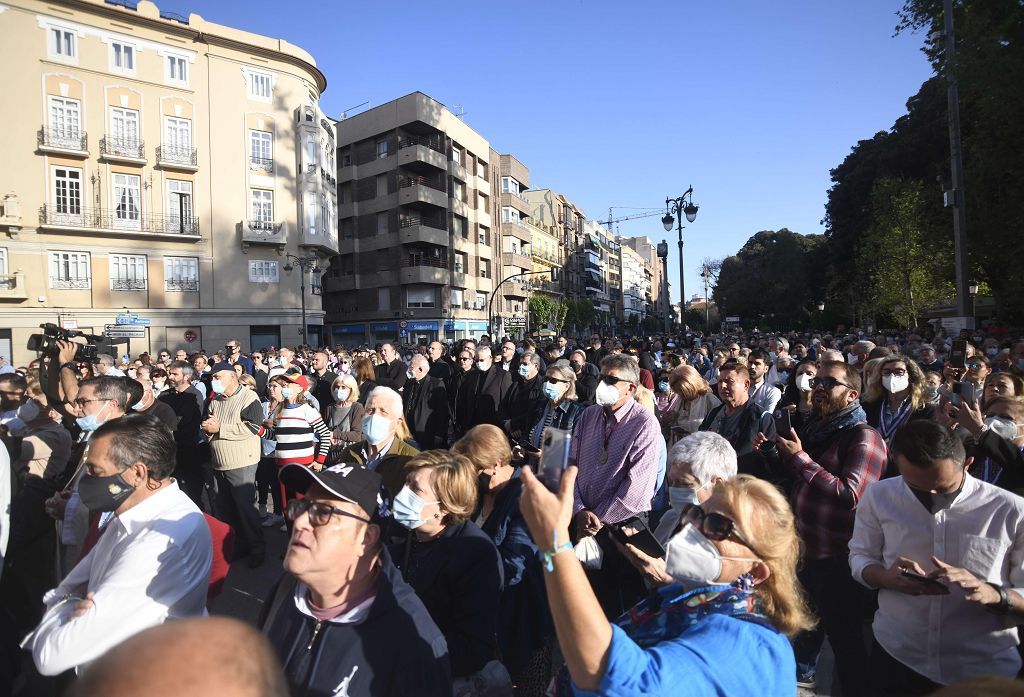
[528,294,556,329]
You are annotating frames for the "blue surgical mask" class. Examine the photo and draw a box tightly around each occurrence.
[777,371,790,385]
[76,401,111,432]
[334,388,351,402]
[542,383,561,401]
[658,380,671,393]
[362,414,393,444]
[211,379,225,394]
[669,483,708,510]
[281,387,295,400]
[392,484,439,530]
[518,364,531,377]
[516,347,525,355]
[131,398,146,411]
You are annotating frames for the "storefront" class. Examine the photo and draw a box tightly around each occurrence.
[330,324,366,347]
[405,320,439,345]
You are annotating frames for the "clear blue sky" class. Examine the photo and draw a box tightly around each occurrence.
[175,0,933,304]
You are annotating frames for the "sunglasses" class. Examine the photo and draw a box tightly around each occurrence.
[545,376,570,385]
[679,504,761,557]
[810,376,853,391]
[600,375,635,387]
[459,356,473,362]
[286,499,369,527]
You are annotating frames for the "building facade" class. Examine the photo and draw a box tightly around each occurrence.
[621,235,671,329]
[490,152,532,338]
[620,243,647,326]
[0,0,335,364]
[324,92,493,345]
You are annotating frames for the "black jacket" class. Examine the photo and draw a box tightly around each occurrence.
[402,375,449,450]
[428,358,451,381]
[389,521,504,679]
[522,398,586,445]
[699,401,777,482]
[375,359,407,392]
[308,369,338,411]
[639,351,659,374]
[158,386,204,446]
[357,379,377,406]
[574,363,600,406]
[259,547,451,697]
[504,374,544,434]
[453,366,512,437]
[969,430,1024,495]
[861,400,936,436]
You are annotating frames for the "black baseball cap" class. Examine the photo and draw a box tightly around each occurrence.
[280,463,382,518]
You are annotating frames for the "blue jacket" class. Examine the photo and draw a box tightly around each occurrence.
[573,616,795,697]
[479,477,553,674]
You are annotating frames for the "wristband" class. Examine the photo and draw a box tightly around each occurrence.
[541,530,573,573]
[60,362,78,372]
[996,584,1011,613]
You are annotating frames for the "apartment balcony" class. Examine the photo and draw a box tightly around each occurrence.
[249,156,274,174]
[156,144,198,171]
[532,249,560,265]
[165,278,199,292]
[502,280,530,299]
[100,136,146,164]
[501,251,533,270]
[39,205,201,241]
[397,137,447,171]
[111,278,147,291]
[499,220,532,243]
[300,228,340,255]
[37,127,88,156]
[399,216,448,247]
[241,219,286,251]
[400,255,450,285]
[449,160,469,181]
[530,279,563,295]
[398,175,447,209]
[0,272,28,301]
[323,274,357,293]
[501,191,531,216]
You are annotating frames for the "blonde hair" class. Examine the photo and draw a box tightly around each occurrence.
[862,356,928,410]
[545,364,578,401]
[452,424,512,470]
[634,385,656,414]
[671,364,712,401]
[405,450,478,524]
[330,373,360,405]
[238,374,257,390]
[270,375,308,419]
[714,475,816,636]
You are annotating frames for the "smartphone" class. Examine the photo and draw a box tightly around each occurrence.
[516,438,541,455]
[610,522,666,559]
[951,381,979,405]
[900,569,950,594]
[536,428,571,492]
[950,339,967,369]
[773,409,792,438]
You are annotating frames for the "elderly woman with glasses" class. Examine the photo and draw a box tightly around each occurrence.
[521,364,586,450]
[519,465,814,696]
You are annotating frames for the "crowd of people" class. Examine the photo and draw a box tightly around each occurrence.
[2,323,1024,696]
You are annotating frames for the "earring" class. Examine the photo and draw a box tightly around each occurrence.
[733,572,755,592]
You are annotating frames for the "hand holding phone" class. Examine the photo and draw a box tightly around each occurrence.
[899,569,950,595]
[773,409,792,438]
[536,428,571,492]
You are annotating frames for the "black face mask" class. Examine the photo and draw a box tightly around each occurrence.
[477,471,493,492]
[570,361,582,372]
[78,471,136,513]
[906,473,966,514]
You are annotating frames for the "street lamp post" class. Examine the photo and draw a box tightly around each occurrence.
[662,186,699,330]
[700,264,712,332]
[968,280,979,328]
[489,269,554,338]
[283,253,321,347]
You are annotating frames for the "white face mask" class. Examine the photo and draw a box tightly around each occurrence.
[847,352,859,365]
[795,373,814,393]
[476,361,489,372]
[985,416,1021,441]
[595,380,621,407]
[882,374,910,394]
[664,523,759,586]
[334,388,351,402]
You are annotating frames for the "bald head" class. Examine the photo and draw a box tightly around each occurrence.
[68,617,286,697]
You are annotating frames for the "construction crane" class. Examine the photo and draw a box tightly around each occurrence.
[604,207,664,234]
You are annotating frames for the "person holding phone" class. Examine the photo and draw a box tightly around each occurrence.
[850,420,1024,696]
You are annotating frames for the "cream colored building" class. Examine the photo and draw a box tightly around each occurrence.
[0,0,336,364]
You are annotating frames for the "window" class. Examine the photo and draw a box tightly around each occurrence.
[477,159,487,179]
[166,180,194,234]
[478,225,489,246]
[109,107,140,150]
[320,193,329,236]
[306,135,316,171]
[376,139,388,159]
[501,206,518,224]
[50,27,76,60]
[310,271,322,296]
[110,254,147,291]
[163,116,192,157]
[480,259,490,279]
[453,180,466,203]
[247,70,273,101]
[407,286,434,309]
[453,252,467,274]
[474,291,486,310]
[166,54,188,85]
[248,260,279,283]
[452,216,465,239]
[376,212,388,235]
[501,176,521,195]
[450,288,463,307]
[305,191,317,236]
[376,174,387,198]
[165,257,198,291]
[52,167,83,221]
[111,41,135,72]
[249,130,273,171]
[451,144,462,165]
[250,190,274,227]
[48,96,81,146]
[377,287,390,311]
[111,173,141,229]
[478,192,488,211]
[49,251,90,289]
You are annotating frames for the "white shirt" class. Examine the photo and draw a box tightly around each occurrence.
[849,474,1024,685]
[27,481,212,675]
[748,378,781,416]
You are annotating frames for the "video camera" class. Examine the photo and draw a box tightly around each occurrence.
[26,323,122,363]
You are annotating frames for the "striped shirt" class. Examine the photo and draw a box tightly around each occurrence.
[262,403,332,467]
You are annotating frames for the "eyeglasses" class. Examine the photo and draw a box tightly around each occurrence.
[286,499,370,527]
[810,376,853,391]
[458,356,473,362]
[681,504,761,557]
[881,368,907,377]
[545,376,570,385]
[600,375,635,387]
[966,362,985,370]
[729,346,740,352]
[73,398,105,408]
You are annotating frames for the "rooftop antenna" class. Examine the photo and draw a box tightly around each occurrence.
[453,104,466,120]
[339,101,369,120]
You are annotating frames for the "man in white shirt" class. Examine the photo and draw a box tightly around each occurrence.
[25,413,212,676]
[849,420,1024,696]
[747,350,782,416]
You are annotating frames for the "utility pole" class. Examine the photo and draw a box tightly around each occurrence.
[944,0,971,325]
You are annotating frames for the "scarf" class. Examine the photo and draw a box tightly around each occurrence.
[551,581,770,695]
[799,400,866,449]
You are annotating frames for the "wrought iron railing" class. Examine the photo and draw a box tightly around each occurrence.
[398,175,446,192]
[38,127,88,152]
[247,219,280,233]
[111,278,147,291]
[50,276,90,289]
[404,254,448,269]
[100,136,145,159]
[157,144,197,166]
[39,205,200,236]
[398,134,445,153]
[166,278,199,291]
[249,156,274,173]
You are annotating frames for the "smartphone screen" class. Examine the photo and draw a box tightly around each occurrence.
[537,428,571,492]
[950,340,967,369]
[773,409,792,437]
[900,569,950,594]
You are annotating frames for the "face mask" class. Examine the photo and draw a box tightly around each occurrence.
[281,387,295,399]
[78,470,136,513]
[595,381,621,407]
[334,388,351,402]
[269,358,280,367]
[153,380,165,390]
[986,348,998,357]
[658,381,671,393]
[776,371,789,385]
[796,374,813,393]
[477,471,493,492]
[985,416,1020,441]
[669,484,706,510]
[1017,359,1024,371]
[518,364,531,377]
[882,374,910,394]
[392,485,439,530]
[664,523,759,585]
[768,351,778,362]
[516,347,525,355]
[211,379,225,394]
[128,369,137,379]
[542,382,562,401]
[973,336,983,344]
[476,361,488,372]
[407,369,416,380]
[926,386,940,401]
[76,401,111,432]
[570,361,582,372]
[847,352,859,365]
[362,414,393,444]
[131,398,147,411]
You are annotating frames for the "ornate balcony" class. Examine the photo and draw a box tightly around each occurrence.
[165,278,199,292]
[37,127,88,156]
[39,205,201,241]
[100,136,146,164]
[157,144,198,171]
[250,156,274,173]
[241,219,286,251]
[50,276,90,290]
[0,272,28,300]
[111,278,147,291]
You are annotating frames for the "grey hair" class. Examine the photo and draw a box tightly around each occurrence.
[775,337,789,352]
[855,340,876,353]
[667,432,738,485]
[169,360,195,379]
[599,354,640,384]
[525,353,542,368]
[366,385,403,413]
[96,353,116,368]
[410,354,429,369]
[476,345,492,360]
[820,349,844,363]
[545,363,578,401]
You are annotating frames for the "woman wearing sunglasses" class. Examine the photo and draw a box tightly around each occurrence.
[519,467,814,696]
[521,364,585,450]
